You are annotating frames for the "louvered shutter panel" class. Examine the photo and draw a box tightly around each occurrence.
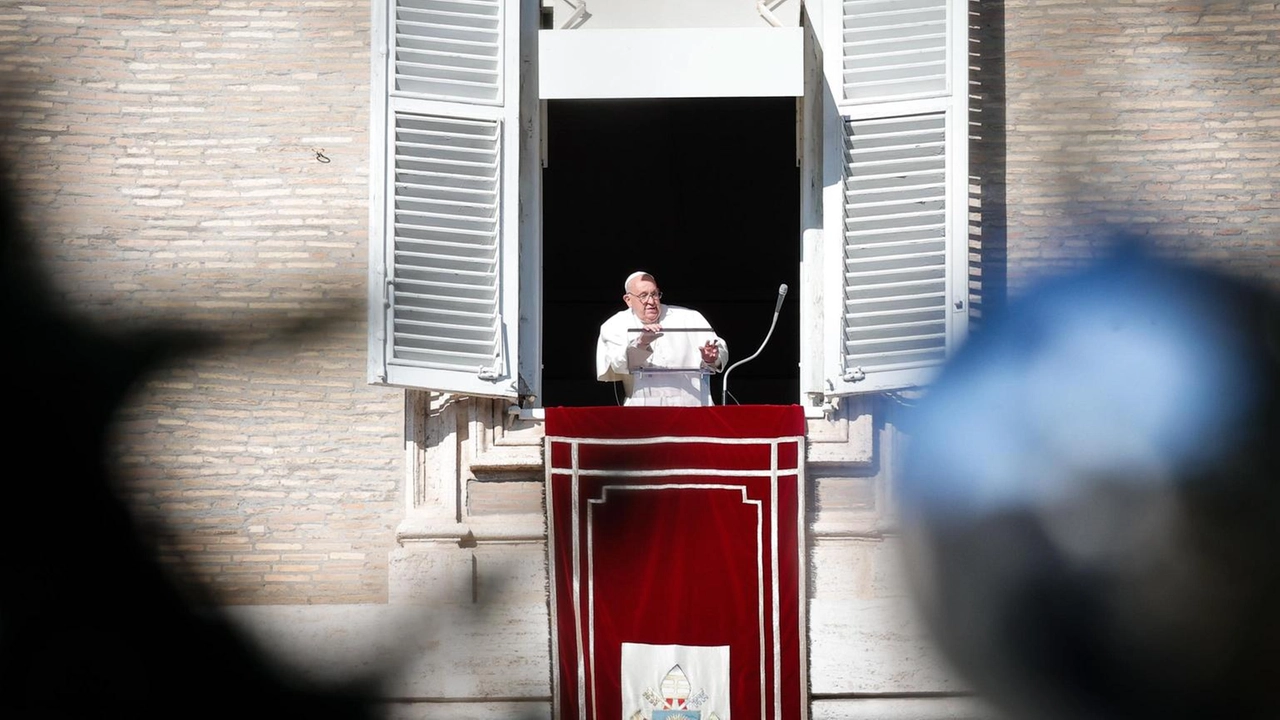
[841,0,948,104]
[393,0,502,102]
[370,0,532,397]
[390,114,502,375]
[821,0,968,396]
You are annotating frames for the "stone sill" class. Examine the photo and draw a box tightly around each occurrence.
[467,398,875,473]
[397,514,546,546]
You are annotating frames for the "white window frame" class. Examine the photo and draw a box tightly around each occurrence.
[368,0,966,407]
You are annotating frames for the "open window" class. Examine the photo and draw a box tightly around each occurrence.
[368,0,969,406]
[539,97,802,407]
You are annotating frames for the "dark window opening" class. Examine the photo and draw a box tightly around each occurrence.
[541,97,801,407]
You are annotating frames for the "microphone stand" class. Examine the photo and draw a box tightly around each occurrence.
[722,284,787,405]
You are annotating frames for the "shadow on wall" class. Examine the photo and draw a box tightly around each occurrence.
[0,137,355,712]
[0,89,546,717]
[970,0,1008,325]
[0,100,382,715]
[6,5,1278,710]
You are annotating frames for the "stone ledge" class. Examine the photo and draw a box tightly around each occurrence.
[396,514,547,546]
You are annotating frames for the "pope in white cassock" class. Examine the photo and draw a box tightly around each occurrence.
[596,271,728,406]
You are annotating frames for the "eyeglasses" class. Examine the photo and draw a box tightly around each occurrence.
[628,291,662,302]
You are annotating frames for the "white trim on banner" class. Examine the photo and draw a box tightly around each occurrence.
[589,484,766,720]
[548,432,806,720]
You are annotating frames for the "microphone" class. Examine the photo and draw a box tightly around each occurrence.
[722,284,789,405]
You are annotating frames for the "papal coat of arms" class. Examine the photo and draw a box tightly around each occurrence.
[622,643,729,720]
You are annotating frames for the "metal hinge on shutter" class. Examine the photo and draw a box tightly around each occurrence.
[559,0,590,29]
[476,313,504,381]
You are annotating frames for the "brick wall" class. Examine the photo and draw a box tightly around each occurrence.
[1001,0,1280,292]
[3,0,1276,605]
[0,1,401,604]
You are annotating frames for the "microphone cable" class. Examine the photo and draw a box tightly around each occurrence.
[721,284,788,405]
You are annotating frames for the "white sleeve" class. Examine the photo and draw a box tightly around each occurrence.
[596,315,637,381]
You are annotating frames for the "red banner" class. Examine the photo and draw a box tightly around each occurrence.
[547,406,807,720]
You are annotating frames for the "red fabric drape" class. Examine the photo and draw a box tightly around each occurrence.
[547,406,806,720]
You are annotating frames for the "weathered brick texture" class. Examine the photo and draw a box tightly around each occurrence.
[1,1,399,604]
[3,0,1277,606]
[1002,0,1280,291]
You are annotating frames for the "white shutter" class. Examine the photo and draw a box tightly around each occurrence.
[840,0,948,104]
[820,0,968,396]
[389,114,502,375]
[370,0,536,398]
[393,0,502,103]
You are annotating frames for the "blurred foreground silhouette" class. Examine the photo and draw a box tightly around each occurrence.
[0,129,381,716]
[901,244,1280,719]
